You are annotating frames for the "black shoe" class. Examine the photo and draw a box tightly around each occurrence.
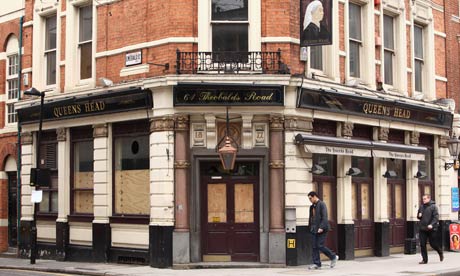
[419,261,427,264]
[440,253,444,262]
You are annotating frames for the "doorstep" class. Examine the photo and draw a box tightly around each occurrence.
[173,262,286,269]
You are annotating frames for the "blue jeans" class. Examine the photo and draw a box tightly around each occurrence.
[311,232,336,267]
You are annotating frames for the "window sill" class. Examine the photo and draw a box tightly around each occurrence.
[36,213,58,221]
[109,215,149,224]
[68,214,94,223]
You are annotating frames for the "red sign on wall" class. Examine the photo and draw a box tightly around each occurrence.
[450,224,460,251]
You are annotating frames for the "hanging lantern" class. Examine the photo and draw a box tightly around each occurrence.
[218,136,237,170]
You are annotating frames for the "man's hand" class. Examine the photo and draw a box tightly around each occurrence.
[428,225,433,230]
[317,228,323,234]
[418,213,422,218]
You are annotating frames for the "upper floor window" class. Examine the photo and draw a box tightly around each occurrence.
[414,25,424,93]
[79,5,92,80]
[6,36,19,124]
[45,15,57,86]
[349,3,362,78]
[383,15,394,86]
[310,46,323,71]
[211,0,248,55]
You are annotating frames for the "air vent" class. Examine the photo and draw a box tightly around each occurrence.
[117,256,146,265]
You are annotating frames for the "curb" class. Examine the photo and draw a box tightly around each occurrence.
[0,264,118,276]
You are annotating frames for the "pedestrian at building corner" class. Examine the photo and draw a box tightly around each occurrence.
[307,191,338,270]
[417,194,444,264]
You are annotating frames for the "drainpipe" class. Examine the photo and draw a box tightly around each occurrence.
[16,15,24,250]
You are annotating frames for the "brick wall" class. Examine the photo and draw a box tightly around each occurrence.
[445,0,460,111]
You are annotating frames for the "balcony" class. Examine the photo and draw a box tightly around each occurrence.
[176,49,289,74]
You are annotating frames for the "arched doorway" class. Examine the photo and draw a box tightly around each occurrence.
[4,156,17,248]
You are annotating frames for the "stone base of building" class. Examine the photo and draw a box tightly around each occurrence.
[149,225,173,268]
[338,224,354,260]
[173,231,190,264]
[56,221,69,261]
[374,222,389,256]
[92,223,111,262]
[268,231,285,264]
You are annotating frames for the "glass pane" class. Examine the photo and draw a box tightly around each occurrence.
[352,183,358,220]
[351,156,371,177]
[235,183,254,223]
[51,191,58,213]
[386,159,404,179]
[384,50,393,85]
[414,26,423,59]
[349,3,361,40]
[45,15,57,50]
[415,60,423,92]
[74,191,93,213]
[418,152,431,180]
[46,51,56,85]
[212,0,248,21]
[74,141,94,173]
[114,136,149,171]
[312,154,334,176]
[39,191,50,212]
[310,46,323,70]
[79,5,93,42]
[387,184,392,218]
[80,42,92,80]
[8,54,18,75]
[212,24,248,52]
[114,169,149,215]
[8,79,18,99]
[395,184,403,219]
[208,183,227,223]
[7,104,17,123]
[383,15,394,50]
[349,41,360,78]
[322,182,334,220]
[361,183,370,219]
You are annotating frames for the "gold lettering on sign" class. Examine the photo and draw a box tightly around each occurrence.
[244,91,274,101]
[53,104,82,118]
[362,102,411,119]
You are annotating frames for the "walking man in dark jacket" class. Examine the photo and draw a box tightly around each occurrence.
[308,191,338,269]
[418,194,443,264]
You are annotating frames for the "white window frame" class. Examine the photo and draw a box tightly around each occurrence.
[413,24,424,94]
[6,53,19,125]
[44,15,57,87]
[345,0,375,88]
[77,5,93,81]
[383,14,395,87]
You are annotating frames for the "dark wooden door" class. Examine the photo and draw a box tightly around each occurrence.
[7,172,17,247]
[388,179,406,246]
[201,162,259,262]
[352,179,374,249]
[312,176,337,253]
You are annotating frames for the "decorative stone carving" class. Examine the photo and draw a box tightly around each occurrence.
[93,124,108,138]
[175,115,189,131]
[217,122,241,147]
[150,116,174,132]
[21,132,33,145]
[342,122,354,138]
[269,160,285,169]
[174,160,191,169]
[410,131,420,145]
[254,124,267,146]
[378,127,389,141]
[205,115,217,149]
[192,123,206,147]
[56,128,66,141]
[284,116,313,132]
[269,116,284,131]
[242,115,253,149]
[439,135,448,148]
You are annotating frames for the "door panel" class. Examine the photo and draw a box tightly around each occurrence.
[353,180,374,250]
[388,180,406,246]
[7,172,17,247]
[312,178,337,253]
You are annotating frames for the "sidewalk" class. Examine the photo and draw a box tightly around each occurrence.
[0,252,459,276]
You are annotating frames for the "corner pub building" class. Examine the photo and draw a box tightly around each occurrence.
[12,0,460,268]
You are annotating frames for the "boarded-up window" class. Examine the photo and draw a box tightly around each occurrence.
[208,184,227,223]
[38,131,58,214]
[71,127,94,214]
[234,183,253,223]
[113,122,149,216]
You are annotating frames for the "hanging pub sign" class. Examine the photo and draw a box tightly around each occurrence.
[17,88,153,123]
[300,0,333,47]
[174,83,284,106]
[297,88,453,129]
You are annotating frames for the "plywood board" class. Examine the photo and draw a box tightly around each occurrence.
[74,172,94,189]
[235,183,254,223]
[74,191,93,213]
[208,183,227,223]
[115,170,149,215]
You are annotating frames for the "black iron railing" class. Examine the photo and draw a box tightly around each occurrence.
[176,49,288,74]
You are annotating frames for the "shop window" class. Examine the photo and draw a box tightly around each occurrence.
[79,5,92,80]
[418,135,433,201]
[383,15,394,86]
[414,25,424,93]
[113,121,149,216]
[45,15,57,86]
[5,36,19,124]
[38,131,58,214]
[211,0,248,61]
[348,3,362,78]
[312,119,336,137]
[71,128,94,215]
[386,158,405,179]
[353,124,372,140]
[312,154,335,176]
[351,156,372,178]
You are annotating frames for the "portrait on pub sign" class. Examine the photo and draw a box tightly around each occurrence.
[300,0,333,46]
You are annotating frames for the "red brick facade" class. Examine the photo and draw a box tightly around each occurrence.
[445,0,460,111]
